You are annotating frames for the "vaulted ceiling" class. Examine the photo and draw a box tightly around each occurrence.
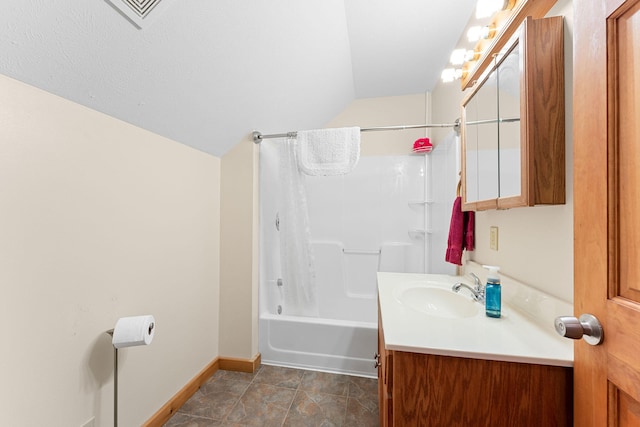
[0,0,475,156]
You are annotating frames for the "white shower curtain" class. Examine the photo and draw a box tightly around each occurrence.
[277,137,319,317]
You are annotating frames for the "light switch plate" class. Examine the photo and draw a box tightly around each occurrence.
[490,226,499,251]
[81,417,95,427]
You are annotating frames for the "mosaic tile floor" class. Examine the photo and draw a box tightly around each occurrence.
[163,364,379,427]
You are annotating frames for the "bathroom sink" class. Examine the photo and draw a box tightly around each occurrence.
[394,284,480,318]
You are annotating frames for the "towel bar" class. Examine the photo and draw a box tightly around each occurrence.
[342,249,381,255]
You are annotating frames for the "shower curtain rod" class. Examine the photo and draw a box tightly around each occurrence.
[252,118,460,143]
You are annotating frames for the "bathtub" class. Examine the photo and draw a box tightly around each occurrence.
[259,241,380,378]
[259,313,378,378]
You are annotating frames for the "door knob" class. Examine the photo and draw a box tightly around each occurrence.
[554,313,603,345]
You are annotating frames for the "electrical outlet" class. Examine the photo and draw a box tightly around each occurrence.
[489,226,499,251]
[81,417,95,427]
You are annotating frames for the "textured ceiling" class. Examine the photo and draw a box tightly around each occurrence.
[0,0,475,156]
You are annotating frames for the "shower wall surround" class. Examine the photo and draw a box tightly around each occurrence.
[304,152,454,319]
[259,134,458,375]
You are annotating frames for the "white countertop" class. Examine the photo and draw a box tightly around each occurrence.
[377,272,574,367]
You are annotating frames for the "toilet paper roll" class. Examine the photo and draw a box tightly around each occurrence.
[112,315,155,349]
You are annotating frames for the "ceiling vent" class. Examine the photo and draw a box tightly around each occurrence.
[106,0,175,29]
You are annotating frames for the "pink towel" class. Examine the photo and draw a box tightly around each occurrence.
[465,210,475,251]
[445,196,475,265]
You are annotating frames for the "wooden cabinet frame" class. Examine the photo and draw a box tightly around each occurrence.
[461,16,565,211]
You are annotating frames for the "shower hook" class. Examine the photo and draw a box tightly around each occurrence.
[275,212,280,231]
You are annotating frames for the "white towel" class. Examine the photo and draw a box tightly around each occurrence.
[296,127,360,176]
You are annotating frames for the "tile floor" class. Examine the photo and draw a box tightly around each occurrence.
[163,364,379,427]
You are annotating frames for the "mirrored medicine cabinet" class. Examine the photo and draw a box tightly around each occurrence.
[461,16,566,211]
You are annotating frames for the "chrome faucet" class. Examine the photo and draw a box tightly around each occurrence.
[452,272,485,302]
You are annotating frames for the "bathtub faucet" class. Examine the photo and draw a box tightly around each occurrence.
[452,273,484,302]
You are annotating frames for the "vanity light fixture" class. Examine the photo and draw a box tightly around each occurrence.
[460,0,557,88]
[442,0,544,85]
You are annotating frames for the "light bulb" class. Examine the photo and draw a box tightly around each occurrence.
[450,49,467,65]
[481,24,496,39]
[441,68,457,83]
[467,26,483,42]
[464,49,480,62]
[476,0,509,19]
[441,68,464,83]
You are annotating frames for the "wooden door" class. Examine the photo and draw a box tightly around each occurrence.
[574,0,640,425]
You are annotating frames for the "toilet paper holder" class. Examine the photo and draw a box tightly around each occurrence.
[106,317,155,427]
[105,329,119,427]
[106,329,121,427]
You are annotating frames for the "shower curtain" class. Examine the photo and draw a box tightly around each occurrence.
[277,138,319,317]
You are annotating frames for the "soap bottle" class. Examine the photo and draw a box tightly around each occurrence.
[483,265,501,318]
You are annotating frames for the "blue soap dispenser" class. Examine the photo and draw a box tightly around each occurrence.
[483,265,501,318]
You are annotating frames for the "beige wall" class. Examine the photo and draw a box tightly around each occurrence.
[432,0,574,303]
[0,74,221,427]
[326,93,432,156]
[219,136,260,359]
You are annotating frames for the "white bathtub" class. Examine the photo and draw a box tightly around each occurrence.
[259,241,380,378]
[259,313,378,378]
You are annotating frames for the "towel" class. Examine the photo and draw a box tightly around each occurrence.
[445,196,475,265]
[465,210,475,251]
[296,127,360,176]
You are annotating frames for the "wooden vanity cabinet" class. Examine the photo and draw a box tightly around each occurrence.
[377,304,392,427]
[377,310,573,426]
